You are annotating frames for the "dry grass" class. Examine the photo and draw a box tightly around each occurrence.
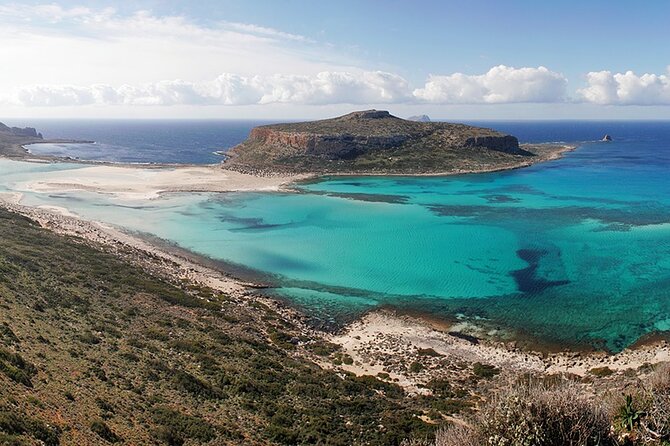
[405,364,670,446]
[638,363,670,444]
[406,378,615,446]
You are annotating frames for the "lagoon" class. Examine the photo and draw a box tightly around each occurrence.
[2,121,669,352]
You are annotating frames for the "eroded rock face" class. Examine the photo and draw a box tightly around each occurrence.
[0,122,43,139]
[464,135,520,154]
[226,110,527,173]
[247,127,412,160]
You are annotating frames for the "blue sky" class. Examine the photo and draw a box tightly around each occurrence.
[1,0,669,119]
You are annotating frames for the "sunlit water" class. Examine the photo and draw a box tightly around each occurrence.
[1,121,669,352]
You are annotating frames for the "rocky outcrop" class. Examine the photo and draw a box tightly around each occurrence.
[0,122,43,139]
[464,135,520,154]
[246,127,412,160]
[407,114,431,122]
[225,110,527,174]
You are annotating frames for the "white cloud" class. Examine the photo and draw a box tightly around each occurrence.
[413,65,568,104]
[11,71,412,106]
[578,69,670,105]
[220,21,311,42]
[0,3,359,99]
[9,66,581,107]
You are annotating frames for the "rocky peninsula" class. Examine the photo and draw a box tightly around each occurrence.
[224,110,571,175]
[0,120,92,159]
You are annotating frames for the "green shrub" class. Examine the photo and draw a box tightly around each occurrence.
[473,362,499,379]
[0,409,61,446]
[617,394,644,431]
[426,379,453,398]
[307,341,340,356]
[172,370,220,399]
[589,366,614,377]
[409,361,424,373]
[417,348,442,357]
[90,419,121,443]
[0,348,37,387]
[77,331,101,345]
[151,407,216,444]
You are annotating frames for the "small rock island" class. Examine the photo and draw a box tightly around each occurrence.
[224,110,566,175]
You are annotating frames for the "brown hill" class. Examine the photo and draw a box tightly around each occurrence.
[224,110,532,174]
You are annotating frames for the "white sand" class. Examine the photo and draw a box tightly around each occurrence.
[16,164,309,199]
[325,310,670,393]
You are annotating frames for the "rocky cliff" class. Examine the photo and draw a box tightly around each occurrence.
[224,110,530,174]
[0,122,43,139]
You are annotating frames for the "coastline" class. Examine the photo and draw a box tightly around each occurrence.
[309,143,578,178]
[2,143,575,201]
[3,194,668,393]
[1,140,669,392]
[4,162,311,200]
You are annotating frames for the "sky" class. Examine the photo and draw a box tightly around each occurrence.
[1,0,669,120]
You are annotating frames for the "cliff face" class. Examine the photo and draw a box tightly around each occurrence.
[464,135,520,154]
[225,110,526,174]
[247,126,413,160]
[0,122,42,139]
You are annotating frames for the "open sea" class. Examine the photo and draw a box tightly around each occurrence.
[2,119,669,352]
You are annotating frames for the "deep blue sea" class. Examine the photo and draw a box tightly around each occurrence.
[2,119,669,352]
[21,119,281,164]
[17,119,647,164]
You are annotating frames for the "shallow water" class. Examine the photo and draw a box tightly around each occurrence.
[1,121,669,352]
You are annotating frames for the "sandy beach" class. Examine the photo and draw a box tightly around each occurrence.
[13,163,310,200]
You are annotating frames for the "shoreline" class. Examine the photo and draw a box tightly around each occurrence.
[1,140,669,390]
[2,143,576,201]
[1,197,668,391]
[224,142,578,179]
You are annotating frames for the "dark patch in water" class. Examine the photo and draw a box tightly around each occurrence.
[307,190,409,204]
[229,222,296,232]
[256,251,320,272]
[94,203,160,210]
[511,249,569,294]
[483,194,520,203]
[47,194,87,202]
[429,203,670,227]
[592,223,632,232]
[216,212,301,232]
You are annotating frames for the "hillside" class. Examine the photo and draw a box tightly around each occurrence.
[0,208,459,445]
[224,110,541,174]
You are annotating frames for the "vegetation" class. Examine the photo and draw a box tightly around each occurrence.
[473,361,500,379]
[223,110,556,175]
[404,364,670,446]
[0,197,668,446]
[0,208,443,444]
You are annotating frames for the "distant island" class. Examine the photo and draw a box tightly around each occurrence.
[224,110,572,175]
[407,114,431,122]
[0,120,93,158]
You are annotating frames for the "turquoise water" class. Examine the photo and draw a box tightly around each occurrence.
[1,122,669,352]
